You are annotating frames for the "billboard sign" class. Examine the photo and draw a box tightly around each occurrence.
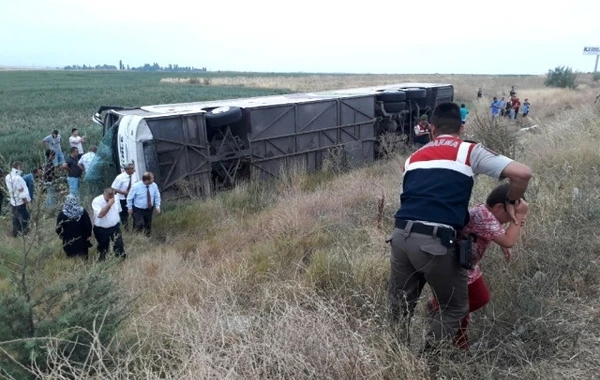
[583,47,600,55]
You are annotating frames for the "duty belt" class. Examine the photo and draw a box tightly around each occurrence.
[395,218,458,248]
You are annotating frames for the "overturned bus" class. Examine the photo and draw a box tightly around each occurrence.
[88,82,454,198]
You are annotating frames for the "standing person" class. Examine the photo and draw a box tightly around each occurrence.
[22,167,42,202]
[477,88,482,98]
[55,195,93,260]
[92,188,126,261]
[498,97,506,117]
[78,145,97,174]
[4,161,31,237]
[127,171,161,237]
[387,102,532,354]
[43,149,57,207]
[428,182,529,350]
[511,94,521,120]
[522,98,530,117]
[460,104,469,126]
[490,97,501,119]
[42,129,65,166]
[69,128,86,159]
[509,86,516,97]
[111,163,138,231]
[63,147,83,197]
[413,115,431,148]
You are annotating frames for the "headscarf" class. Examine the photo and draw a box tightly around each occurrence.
[62,195,85,221]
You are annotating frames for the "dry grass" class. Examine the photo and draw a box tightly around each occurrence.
[4,75,600,379]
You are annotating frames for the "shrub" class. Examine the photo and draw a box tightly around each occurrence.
[0,261,134,379]
[593,72,600,82]
[544,65,577,89]
[0,183,134,379]
[467,111,521,158]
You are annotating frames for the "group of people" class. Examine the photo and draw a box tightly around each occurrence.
[388,101,532,356]
[3,145,162,262]
[41,128,97,199]
[481,86,531,120]
[53,166,162,261]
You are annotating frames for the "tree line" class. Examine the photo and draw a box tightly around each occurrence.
[63,61,207,72]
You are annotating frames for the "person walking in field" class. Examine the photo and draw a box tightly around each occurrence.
[510,95,521,120]
[428,182,529,350]
[522,99,530,118]
[460,104,469,125]
[42,129,65,166]
[387,101,532,355]
[127,171,161,237]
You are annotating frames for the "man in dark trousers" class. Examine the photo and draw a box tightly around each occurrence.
[92,187,126,261]
[111,163,138,231]
[387,102,532,354]
[127,171,161,236]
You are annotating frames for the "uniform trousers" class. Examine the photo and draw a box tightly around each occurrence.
[429,275,491,349]
[388,225,468,348]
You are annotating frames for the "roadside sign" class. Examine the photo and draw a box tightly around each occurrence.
[583,47,600,55]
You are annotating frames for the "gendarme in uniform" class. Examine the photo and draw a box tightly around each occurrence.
[388,104,517,349]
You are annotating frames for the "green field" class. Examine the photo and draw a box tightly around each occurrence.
[0,71,292,168]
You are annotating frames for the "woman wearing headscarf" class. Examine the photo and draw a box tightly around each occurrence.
[55,195,93,259]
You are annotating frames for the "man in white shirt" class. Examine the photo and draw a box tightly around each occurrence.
[69,128,86,158]
[111,163,138,231]
[78,145,97,174]
[4,161,31,237]
[92,187,126,261]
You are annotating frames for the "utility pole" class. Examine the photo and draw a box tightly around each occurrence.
[595,55,599,74]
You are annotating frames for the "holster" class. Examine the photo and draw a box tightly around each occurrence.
[457,237,473,270]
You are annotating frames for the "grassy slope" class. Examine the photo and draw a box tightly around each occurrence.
[1,71,600,379]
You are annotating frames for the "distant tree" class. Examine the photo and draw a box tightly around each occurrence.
[544,65,577,89]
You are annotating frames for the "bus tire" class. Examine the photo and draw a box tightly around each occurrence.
[205,106,243,129]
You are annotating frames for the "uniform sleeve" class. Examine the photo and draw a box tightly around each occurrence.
[469,144,513,180]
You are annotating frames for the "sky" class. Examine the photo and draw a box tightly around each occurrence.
[1,0,599,75]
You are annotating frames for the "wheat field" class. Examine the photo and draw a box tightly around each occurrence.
[2,72,600,379]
